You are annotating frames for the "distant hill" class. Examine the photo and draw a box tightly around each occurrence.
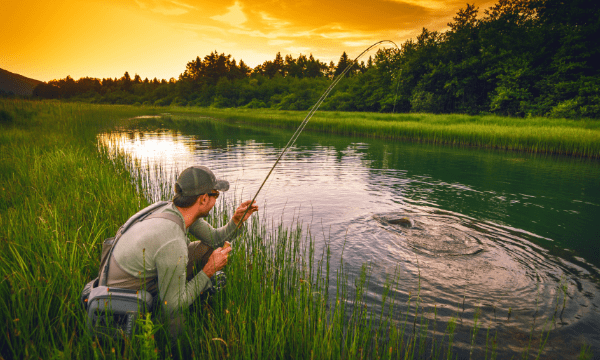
[0,68,43,96]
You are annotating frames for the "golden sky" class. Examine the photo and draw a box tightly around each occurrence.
[1,0,495,82]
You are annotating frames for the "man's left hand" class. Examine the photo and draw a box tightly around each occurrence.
[232,200,258,225]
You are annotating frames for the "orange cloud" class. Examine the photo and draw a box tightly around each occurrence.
[211,1,248,28]
[134,0,196,15]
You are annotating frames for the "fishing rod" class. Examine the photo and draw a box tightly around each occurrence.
[235,40,400,230]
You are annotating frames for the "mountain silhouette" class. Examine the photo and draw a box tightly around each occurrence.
[0,68,42,96]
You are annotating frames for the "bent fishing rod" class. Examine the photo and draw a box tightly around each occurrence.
[235,40,400,230]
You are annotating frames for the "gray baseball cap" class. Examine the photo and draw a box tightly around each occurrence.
[176,166,230,196]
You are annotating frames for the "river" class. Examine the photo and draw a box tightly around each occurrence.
[99,116,600,358]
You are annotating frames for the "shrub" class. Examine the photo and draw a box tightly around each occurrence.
[548,98,580,119]
[154,98,172,106]
[242,98,267,109]
[0,109,14,124]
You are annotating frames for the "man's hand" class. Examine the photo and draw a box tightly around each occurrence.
[203,246,232,278]
[232,200,258,225]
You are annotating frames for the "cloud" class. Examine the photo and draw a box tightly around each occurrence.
[134,0,148,10]
[211,1,248,28]
[169,0,195,10]
[283,46,312,55]
[134,0,196,16]
[268,39,294,46]
[342,40,379,48]
[386,0,451,10]
[259,12,291,29]
[317,29,372,40]
[178,23,229,36]
[227,0,434,33]
[228,28,316,40]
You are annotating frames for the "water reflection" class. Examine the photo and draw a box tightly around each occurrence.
[98,125,600,358]
[98,131,197,167]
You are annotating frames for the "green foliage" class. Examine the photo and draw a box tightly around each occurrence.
[410,90,442,113]
[136,313,159,360]
[488,55,533,116]
[0,100,156,360]
[179,107,600,158]
[578,343,593,360]
[242,98,267,109]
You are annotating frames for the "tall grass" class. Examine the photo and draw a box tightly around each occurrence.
[168,107,600,158]
[0,100,576,359]
[0,100,157,358]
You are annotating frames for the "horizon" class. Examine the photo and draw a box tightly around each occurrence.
[2,0,495,82]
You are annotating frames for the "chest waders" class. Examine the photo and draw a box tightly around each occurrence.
[80,201,185,339]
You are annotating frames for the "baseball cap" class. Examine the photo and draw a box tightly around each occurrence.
[176,166,230,196]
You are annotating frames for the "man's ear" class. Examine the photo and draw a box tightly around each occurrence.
[197,194,208,206]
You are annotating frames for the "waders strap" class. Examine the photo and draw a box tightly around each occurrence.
[99,202,185,286]
[145,212,185,233]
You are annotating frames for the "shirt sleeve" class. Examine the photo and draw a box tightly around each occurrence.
[154,237,212,313]
[188,218,242,248]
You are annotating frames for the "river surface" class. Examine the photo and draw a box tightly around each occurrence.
[99,117,600,358]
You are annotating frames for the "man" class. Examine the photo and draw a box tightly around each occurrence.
[99,165,258,321]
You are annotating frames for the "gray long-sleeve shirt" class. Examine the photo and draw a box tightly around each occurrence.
[111,202,238,314]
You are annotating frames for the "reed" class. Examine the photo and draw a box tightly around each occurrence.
[167,107,600,158]
[0,100,578,359]
[0,100,156,358]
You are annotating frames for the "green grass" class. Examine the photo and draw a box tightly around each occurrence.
[0,100,157,358]
[164,107,600,158]
[0,100,580,359]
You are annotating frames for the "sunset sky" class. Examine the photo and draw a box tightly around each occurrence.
[2,0,495,82]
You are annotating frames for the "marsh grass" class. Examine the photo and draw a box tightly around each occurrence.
[0,100,583,359]
[167,107,600,158]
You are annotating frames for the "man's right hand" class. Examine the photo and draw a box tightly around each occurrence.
[202,246,232,278]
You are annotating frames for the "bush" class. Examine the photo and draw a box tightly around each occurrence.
[154,98,172,107]
[0,109,14,124]
[410,90,436,113]
[242,98,267,109]
[211,95,234,108]
[321,91,355,111]
[548,98,580,119]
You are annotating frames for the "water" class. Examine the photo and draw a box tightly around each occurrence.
[99,118,600,358]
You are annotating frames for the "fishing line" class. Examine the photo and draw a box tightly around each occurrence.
[236,40,400,229]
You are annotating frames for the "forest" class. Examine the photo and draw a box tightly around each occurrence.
[29,0,599,119]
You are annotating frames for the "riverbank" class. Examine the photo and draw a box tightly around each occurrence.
[0,100,156,358]
[165,107,600,158]
[0,100,575,359]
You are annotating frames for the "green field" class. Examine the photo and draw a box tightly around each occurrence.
[0,100,579,359]
[164,107,600,158]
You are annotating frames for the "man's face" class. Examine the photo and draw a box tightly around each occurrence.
[198,190,219,217]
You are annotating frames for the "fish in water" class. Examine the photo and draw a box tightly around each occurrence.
[374,213,486,257]
[386,216,414,228]
[374,214,415,228]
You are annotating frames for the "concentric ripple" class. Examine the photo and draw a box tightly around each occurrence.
[374,212,486,257]
[363,205,598,334]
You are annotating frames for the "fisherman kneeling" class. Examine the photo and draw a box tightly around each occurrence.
[99,165,258,336]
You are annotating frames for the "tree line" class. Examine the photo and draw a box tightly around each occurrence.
[29,0,599,118]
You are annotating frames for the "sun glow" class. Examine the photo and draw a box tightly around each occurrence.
[98,130,197,170]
